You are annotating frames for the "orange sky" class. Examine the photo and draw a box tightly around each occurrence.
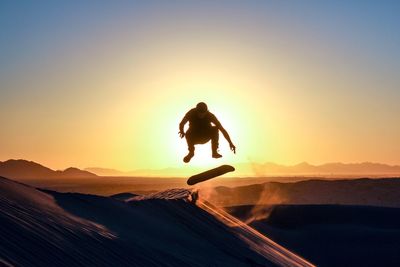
[1,2,399,171]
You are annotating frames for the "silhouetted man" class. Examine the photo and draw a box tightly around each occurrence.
[179,102,236,163]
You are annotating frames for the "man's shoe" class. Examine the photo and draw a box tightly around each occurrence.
[212,152,222,159]
[183,152,194,163]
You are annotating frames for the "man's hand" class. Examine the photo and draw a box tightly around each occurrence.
[179,131,185,138]
[230,143,236,154]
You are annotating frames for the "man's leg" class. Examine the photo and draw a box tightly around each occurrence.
[210,126,222,158]
[184,130,195,163]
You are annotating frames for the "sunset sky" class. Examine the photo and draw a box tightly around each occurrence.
[1,1,399,171]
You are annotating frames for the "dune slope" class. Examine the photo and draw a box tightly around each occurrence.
[0,177,282,267]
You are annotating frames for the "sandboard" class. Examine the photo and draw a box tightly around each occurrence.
[187,165,235,185]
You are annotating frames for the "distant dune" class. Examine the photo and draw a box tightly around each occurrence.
[227,204,400,267]
[205,178,400,207]
[0,159,97,179]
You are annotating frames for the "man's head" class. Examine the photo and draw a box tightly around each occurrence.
[195,102,208,118]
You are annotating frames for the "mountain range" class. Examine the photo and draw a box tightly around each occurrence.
[0,159,97,179]
[1,159,400,179]
[87,161,400,177]
[244,161,400,176]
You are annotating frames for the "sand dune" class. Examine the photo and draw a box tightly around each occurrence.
[206,178,400,207]
[0,176,314,266]
[228,204,400,267]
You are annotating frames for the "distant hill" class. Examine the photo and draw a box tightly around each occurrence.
[205,177,400,207]
[84,167,126,176]
[3,159,400,179]
[86,161,400,177]
[243,161,400,176]
[0,159,97,179]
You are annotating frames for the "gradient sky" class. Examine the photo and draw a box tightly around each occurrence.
[1,1,399,171]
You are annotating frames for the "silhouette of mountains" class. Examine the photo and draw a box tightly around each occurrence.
[245,161,400,176]
[0,159,97,179]
[2,159,400,179]
[85,167,126,176]
[87,161,400,177]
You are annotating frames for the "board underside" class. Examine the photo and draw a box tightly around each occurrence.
[187,165,235,185]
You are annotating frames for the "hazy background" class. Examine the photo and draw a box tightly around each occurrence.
[1,1,399,172]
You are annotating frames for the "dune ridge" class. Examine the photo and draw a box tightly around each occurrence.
[0,176,315,266]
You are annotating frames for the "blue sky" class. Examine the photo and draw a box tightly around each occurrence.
[1,1,399,169]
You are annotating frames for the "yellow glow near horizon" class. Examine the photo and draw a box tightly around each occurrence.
[1,2,400,172]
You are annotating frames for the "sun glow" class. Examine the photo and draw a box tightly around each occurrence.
[102,37,274,171]
[163,83,255,168]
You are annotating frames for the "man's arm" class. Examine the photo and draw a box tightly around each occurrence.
[179,113,189,138]
[211,115,236,153]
